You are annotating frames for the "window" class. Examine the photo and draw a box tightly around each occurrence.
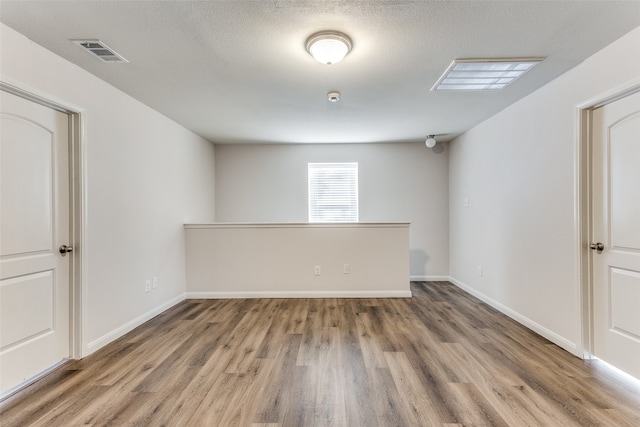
[308,162,358,223]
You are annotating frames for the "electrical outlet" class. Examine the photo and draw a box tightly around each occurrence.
[145,280,152,293]
[152,277,158,289]
[314,266,321,276]
[343,263,350,274]
[477,266,483,277]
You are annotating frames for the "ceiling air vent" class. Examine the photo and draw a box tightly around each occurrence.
[432,58,543,91]
[72,40,128,63]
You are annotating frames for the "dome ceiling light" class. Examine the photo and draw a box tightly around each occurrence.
[306,31,352,65]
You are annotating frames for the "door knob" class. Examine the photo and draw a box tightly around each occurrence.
[59,244,73,257]
[590,242,604,254]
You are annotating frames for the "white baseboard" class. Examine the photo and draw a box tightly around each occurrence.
[186,290,412,299]
[85,293,186,356]
[448,277,578,356]
[410,275,450,282]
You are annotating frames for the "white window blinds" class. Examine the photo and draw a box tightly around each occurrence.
[308,162,359,223]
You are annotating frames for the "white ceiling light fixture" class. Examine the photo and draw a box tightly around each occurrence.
[306,31,352,65]
[432,58,544,91]
[425,135,437,148]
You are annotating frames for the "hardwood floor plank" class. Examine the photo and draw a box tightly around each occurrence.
[211,360,274,427]
[280,366,316,427]
[185,321,229,367]
[379,297,423,336]
[353,311,390,368]
[132,323,214,392]
[384,351,447,426]
[478,341,609,426]
[86,391,153,426]
[407,293,459,343]
[318,298,340,328]
[21,383,109,427]
[337,307,380,426]
[447,382,510,427]
[444,336,583,426]
[440,341,574,426]
[282,299,309,334]
[365,366,416,427]
[311,327,346,427]
[90,325,192,388]
[144,365,224,426]
[253,334,303,424]
[3,282,640,427]
[395,334,464,422]
[395,319,466,383]
[256,300,296,359]
[126,365,202,426]
[295,309,324,367]
[0,368,81,426]
[218,299,276,374]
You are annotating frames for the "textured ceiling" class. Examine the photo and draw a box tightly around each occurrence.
[1,1,639,144]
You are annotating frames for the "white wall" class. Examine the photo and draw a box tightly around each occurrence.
[185,223,411,297]
[215,142,449,279]
[449,26,640,355]
[1,23,216,355]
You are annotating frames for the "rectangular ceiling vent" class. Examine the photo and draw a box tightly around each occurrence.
[72,40,128,63]
[432,58,543,91]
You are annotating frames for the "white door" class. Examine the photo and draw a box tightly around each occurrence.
[0,90,71,395]
[591,90,640,380]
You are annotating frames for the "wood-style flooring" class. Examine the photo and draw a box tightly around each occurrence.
[2,282,639,426]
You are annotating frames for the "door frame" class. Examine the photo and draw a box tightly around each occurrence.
[0,79,86,360]
[576,77,640,360]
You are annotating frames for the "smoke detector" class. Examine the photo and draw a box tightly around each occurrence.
[327,91,341,102]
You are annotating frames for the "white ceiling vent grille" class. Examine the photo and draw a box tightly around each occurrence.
[72,40,128,63]
[432,58,543,91]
